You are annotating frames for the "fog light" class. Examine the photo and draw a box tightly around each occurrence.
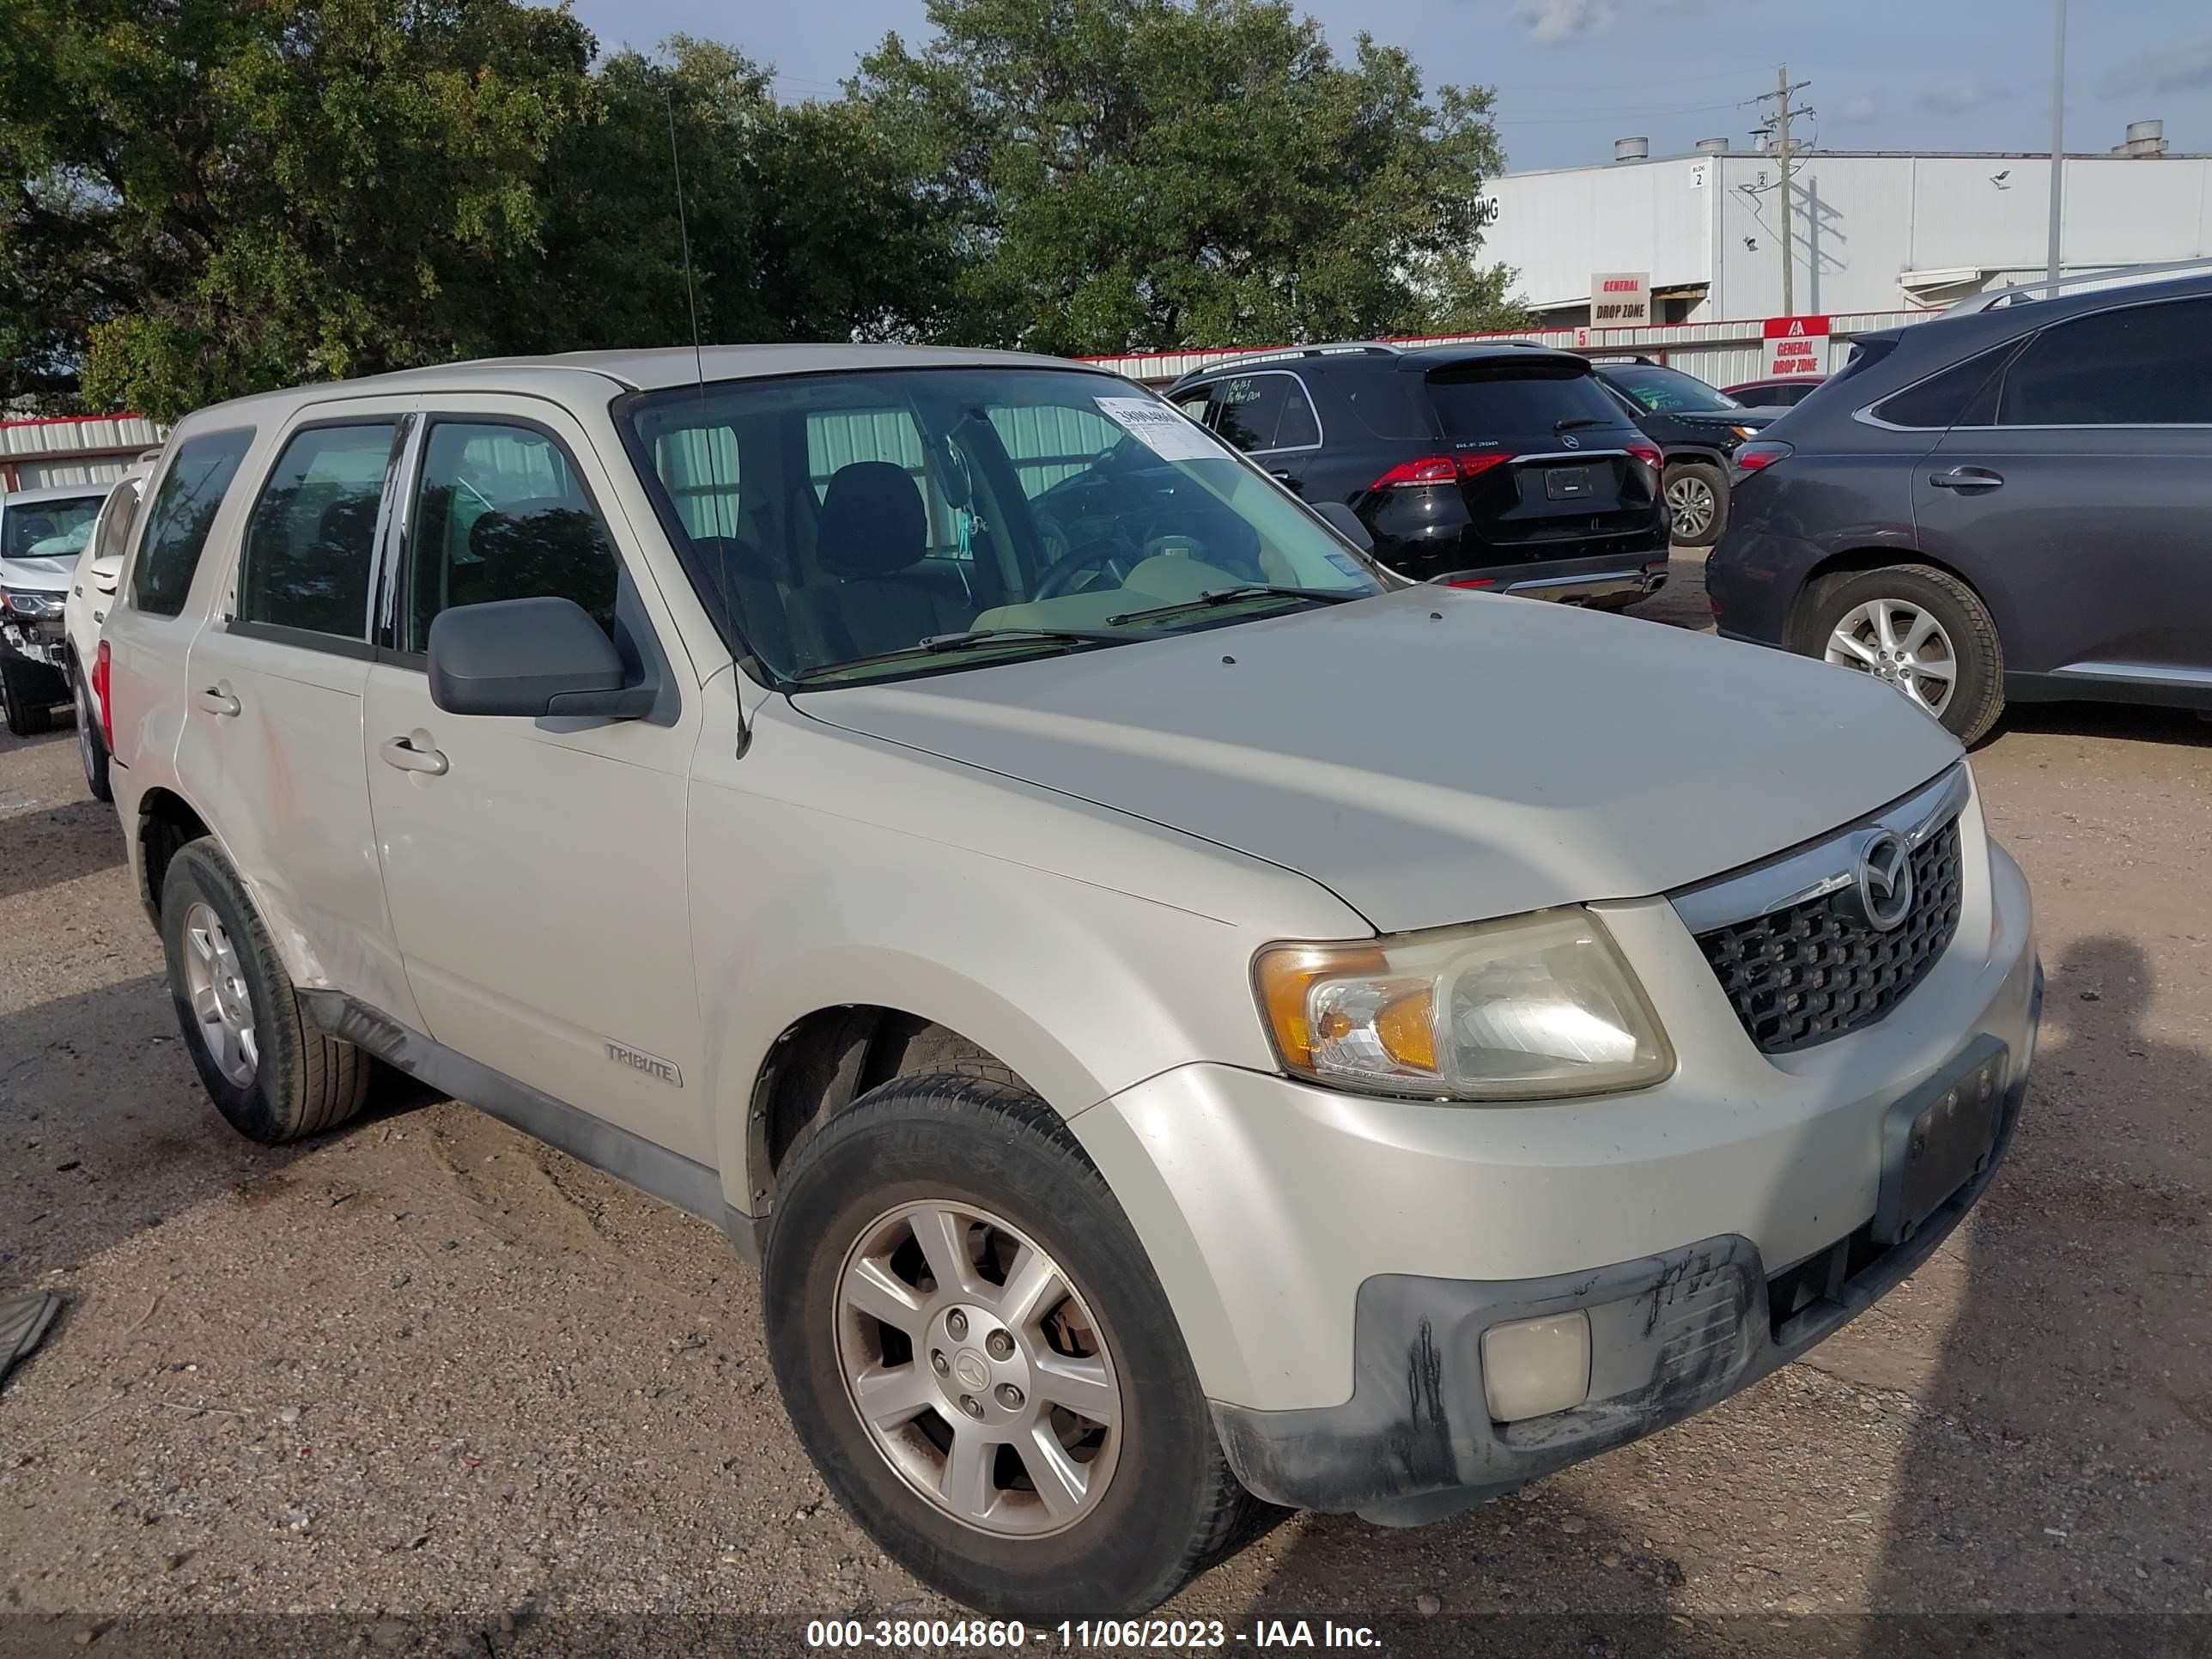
[1480,1310,1592,1423]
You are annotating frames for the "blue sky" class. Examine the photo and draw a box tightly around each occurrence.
[568,0,2212,172]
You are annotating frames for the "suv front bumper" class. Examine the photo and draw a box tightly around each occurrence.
[1210,982,2034,1521]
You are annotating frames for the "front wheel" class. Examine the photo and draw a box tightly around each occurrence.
[0,653,59,738]
[1663,460,1727,546]
[1806,563,2004,744]
[763,1076,1278,1620]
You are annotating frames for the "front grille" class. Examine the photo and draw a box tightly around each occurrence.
[1693,820,1964,1054]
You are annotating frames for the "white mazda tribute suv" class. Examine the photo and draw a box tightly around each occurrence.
[97,346,2040,1619]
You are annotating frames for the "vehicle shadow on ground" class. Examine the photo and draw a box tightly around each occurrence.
[0,793,126,902]
[1864,938,2212,1632]
[1224,942,2210,1655]
[0,975,312,1286]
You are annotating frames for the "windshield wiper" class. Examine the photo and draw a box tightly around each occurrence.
[790,627,1146,682]
[1103,584,1365,628]
[1554,416,1611,432]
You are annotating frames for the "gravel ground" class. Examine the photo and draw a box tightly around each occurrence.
[3,557,2209,1656]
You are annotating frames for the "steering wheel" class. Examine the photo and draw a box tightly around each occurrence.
[1032,536,1139,601]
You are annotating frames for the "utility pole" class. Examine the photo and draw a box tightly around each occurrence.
[2046,0,2068,289]
[1753,66,1814,315]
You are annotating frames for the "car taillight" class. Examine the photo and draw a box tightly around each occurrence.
[94,639,114,752]
[1625,440,1663,474]
[1370,453,1513,489]
[1732,440,1794,475]
[1448,578,1495,589]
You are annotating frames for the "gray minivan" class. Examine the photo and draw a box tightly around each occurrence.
[1707,269,2212,743]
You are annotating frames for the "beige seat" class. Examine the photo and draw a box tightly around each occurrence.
[783,462,969,663]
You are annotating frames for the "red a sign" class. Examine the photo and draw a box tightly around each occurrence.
[1762,313,1832,379]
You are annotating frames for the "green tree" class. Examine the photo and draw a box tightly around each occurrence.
[854,0,1526,356]
[508,38,956,356]
[0,0,598,420]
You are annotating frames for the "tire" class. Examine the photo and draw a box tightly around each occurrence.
[763,1076,1279,1620]
[0,653,58,738]
[159,837,371,1144]
[1804,563,2005,744]
[1663,459,1728,547]
[74,669,112,801]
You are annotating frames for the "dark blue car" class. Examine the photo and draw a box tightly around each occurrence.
[1708,269,2212,744]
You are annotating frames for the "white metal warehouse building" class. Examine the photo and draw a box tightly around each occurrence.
[1480,122,2212,325]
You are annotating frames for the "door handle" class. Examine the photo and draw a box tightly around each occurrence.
[1929,466,2004,490]
[380,734,449,776]
[194,685,240,718]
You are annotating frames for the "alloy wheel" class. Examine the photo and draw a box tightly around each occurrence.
[836,1200,1121,1537]
[181,902,258,1087]
[1665,474,1716,541]
[1825,598,1957,717]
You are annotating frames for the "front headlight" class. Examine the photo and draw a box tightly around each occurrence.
[1,587,62,619]
[1254,908,1674,1102]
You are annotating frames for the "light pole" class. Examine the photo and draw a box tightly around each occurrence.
[2046,0,2067,289]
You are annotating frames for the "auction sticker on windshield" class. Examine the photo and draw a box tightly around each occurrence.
[1096,396,1222,461]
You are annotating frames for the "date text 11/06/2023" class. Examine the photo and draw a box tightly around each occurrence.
[805,1618,1384,1650]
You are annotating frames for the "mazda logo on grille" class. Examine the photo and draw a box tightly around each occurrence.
[1850,830,1914,932]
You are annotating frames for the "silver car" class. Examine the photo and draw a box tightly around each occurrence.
[97,345,2041,1618]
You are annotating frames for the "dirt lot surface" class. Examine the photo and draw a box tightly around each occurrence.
[3,556,2209,1656]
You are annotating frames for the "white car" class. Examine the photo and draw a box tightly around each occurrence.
[0,482,109,737]
[61,457,159,798]
[98,346,2041,1619]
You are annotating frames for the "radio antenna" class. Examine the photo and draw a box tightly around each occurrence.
[664,80,749,754]
[664,85,707,392]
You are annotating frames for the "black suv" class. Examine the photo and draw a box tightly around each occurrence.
[1708,268,2212,744]
[1589,358,1779,547]
[1166,343,1668,606]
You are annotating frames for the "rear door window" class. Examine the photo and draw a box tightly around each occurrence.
[239,423,396,641]
[1426,366,1627,440]
[1997,298,2212,426]
[131,429,256,617]
[1208,374,1321,453]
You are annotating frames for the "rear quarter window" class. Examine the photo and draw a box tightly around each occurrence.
[131,428,257,617]
[1425,365,1627,440]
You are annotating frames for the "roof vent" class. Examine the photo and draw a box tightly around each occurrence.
[1695,137,1730,155]
[1613,136,1650,163]
[2120,118,2167,157]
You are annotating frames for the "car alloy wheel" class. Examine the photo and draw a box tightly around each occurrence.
[1824,598,1957,718]
[1665,473,1717,541]
[181,901,259,1086]
[836,1198,1122,1538]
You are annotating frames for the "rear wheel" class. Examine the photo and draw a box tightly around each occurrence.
[1663,460,1727,546]
[159,838,371,1143]
[0,653,58,738]
[74,669,111,800]
[763,1076,1278,1620]
[1807,563,2004,744]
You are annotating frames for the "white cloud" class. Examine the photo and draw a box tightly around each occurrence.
[1834,93,1880,125]
[1514,0,1619,42]
[1913,77,2009,117]
[2098,40,2212,98]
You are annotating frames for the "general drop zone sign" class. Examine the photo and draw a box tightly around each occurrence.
[1764,314,1831,379]
[1590,272,1650,326]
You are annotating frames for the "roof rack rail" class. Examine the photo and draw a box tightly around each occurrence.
[1945,255,2212,315]
[1213,341,1405,370]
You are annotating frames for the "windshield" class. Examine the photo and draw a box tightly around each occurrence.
[2,494,104,564]
[1600,365,1743,415]
[617,367,1383,686]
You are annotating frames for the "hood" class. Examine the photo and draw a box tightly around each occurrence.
[0,555,77,592]
[791,587,1962,933]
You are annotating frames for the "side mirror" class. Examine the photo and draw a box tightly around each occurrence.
[1310,499,1375,554]
[427,596,651,719]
